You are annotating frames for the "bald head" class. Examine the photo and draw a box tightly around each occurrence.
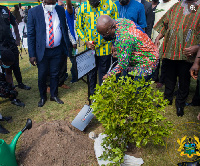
[97,15,116,41]
[97,15,113,34]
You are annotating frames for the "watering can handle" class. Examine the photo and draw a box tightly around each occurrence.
[21,119,32,133]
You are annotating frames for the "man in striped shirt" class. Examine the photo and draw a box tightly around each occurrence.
[75,0,118,95]
[154,0,200,117]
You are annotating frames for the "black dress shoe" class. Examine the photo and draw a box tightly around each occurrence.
[0,116,12,122]
[38,98,46,107]
[11,99,25,107]
[0,124,9,134]
[18,83,31,90]
[186,102,200,106]
[50,97,64,104]
[177,107,184,117]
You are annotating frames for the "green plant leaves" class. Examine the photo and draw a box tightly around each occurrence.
[90,75,173,165]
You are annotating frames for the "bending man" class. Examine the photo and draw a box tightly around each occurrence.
[97,15,159,81]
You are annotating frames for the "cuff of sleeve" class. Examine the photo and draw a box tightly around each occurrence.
[72,41,77,45]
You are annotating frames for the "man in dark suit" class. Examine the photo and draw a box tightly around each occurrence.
[141,0,154,39]
[27,0,70,107]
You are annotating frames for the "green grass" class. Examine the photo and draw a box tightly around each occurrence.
[0,45,200,166]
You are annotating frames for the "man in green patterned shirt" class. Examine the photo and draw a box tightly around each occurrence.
[75,0,118,95]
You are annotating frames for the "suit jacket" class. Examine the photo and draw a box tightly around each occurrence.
[141,0,154,39]
[27,4,70,62]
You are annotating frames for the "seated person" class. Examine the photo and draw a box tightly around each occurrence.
[0,47,25,107]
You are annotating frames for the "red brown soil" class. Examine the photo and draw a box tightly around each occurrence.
[17,120,98,166]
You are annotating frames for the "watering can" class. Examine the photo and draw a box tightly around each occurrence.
[0,119,32,166]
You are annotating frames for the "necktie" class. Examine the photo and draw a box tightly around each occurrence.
[48,12,54,48]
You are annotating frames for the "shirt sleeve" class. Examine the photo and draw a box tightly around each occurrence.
[153,3,178,36]
[137,4,147,29]
[108,39,132,76]
[75,4,89,43]
[66,18,77,45]
[110,0,119,20]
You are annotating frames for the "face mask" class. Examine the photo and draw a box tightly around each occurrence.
[89,0,100,8]
[103,34,116,41]
[45,4,56,12]
[119,0,129,6]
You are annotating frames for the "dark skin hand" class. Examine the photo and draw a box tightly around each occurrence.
[73,44,77,49]
[13,22,20,46]
[30,57,37,66]
[183,45,199,57]
[190,62,200,79]
[190,47,200,79]
[85,41,95,50]
[190,48,200,80]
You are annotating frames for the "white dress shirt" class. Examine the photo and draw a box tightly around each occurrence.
[42,4,62,48]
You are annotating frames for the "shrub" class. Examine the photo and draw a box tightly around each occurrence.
[90,75,173,165]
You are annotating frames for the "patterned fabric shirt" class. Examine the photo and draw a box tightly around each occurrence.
[153,2,200,61]
[75,0,118,56]
[108,18,159,77]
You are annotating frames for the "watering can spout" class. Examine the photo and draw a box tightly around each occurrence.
[9,119,32,154]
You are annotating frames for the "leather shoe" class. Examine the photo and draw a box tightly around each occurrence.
[50,97,64,104]
[0,124,9,134]
[38,98,46,107]
[186,102,200,106]
[11,99,25,107]
[176,107,184,117]
[18,83,31,90]
[0,116,12,122]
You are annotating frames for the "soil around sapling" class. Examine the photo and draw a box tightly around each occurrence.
[16,120,98,166]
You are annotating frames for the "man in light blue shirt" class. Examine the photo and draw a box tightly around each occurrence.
[115,0,147,29]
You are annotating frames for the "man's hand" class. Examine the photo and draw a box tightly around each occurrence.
[197,113,200,121]
[73,44,77,49]
[103,74,108,80]
[154,39,160,49]
[183,45,199,57]
[16,37,20,46]
[111,44,115,54]
[111,45,118,58]
[190,62,199,79]
[29,57,37,66]
[85,41,95,50]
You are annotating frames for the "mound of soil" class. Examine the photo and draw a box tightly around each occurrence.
[17,121,97,166]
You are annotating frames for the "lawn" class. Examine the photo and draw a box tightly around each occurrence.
[0,44,200,166]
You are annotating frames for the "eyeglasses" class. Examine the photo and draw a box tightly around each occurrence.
[101,23,115,38]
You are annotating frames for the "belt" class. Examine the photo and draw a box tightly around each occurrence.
[45,44,61,50]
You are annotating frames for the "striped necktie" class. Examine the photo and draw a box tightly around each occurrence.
[48,12,54,48]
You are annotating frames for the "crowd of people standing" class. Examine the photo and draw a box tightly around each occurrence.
[0,0,199,134]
